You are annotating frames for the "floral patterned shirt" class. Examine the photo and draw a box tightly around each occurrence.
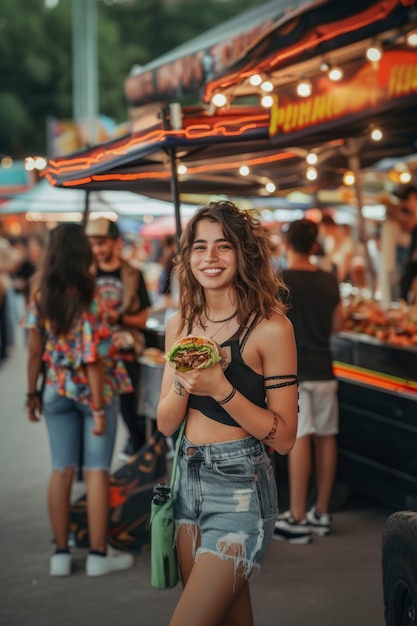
[26,293,133,406]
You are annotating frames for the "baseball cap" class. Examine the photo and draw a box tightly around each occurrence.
[85,217,120,238]
[283,218,319,255]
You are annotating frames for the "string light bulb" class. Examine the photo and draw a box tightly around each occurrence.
[306,152,318,165]
[306,167,317,181]
[249,74,262,86]
[399,171,412,184]
[328,66,343,81]
[406,30,417,47]
[177,164,187,175]
[260,94,274,108]
[296,78,312,98]
[265,182,276,193]
[343,171,356,186]
[366,42,382,62]
[211,93,227,108]
[239,165,250,176]
[371,127,383,141]
[261,80,273,92]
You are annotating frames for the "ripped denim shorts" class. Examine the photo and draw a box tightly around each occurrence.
[174,435,278,577]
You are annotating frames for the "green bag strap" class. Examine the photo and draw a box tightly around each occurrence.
[169,418,186,490]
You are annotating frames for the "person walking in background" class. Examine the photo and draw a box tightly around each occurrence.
[378,186,417,307]
[0,231,23,363]
[86,217,151,460]
[274,219,344,545]
[26,223,134,577]
[319,214,355,283]
[397,185,417,302]
[157,201,298,626]
[150,233,179,323]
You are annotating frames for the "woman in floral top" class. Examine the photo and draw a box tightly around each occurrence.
[26,223,134,578]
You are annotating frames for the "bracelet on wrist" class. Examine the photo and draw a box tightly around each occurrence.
[27,391,41,398]
[218,386,237,405]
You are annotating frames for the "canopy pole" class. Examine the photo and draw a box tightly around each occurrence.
[82,190,90,229]
[346,138,376,295]
[162,107,182,252]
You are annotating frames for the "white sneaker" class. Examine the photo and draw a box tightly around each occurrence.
[50,553,72,577]
[306,506,332,536]
[86,546,134,577]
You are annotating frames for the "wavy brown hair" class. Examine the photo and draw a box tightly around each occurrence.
[36,223,95,335]
[175,201,288,332]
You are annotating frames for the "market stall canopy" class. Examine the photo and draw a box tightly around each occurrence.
[203,0,416,104]
[124,0,325,108]
[0,179,195,221]
[44,91,417,204]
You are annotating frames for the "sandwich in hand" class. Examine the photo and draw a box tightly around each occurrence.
[165,336,223,372]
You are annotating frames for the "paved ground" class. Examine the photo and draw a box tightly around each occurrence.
[0,334,394,626]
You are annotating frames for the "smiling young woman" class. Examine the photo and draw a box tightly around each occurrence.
[157,201,298,626]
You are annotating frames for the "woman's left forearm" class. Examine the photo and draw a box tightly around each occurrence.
[212,385,297,455]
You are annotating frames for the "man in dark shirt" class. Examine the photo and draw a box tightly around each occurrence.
[274,219,344,544]
[86,218,151,459]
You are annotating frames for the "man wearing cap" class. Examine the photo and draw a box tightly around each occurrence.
[274,218,344,545]
[86,217,151,459]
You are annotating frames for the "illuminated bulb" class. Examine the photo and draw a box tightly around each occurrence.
[399,171,412,184]
[34,156,47,170]
[265,182,276,193]
[328,66,343,81]
[177,164,187,175]
[343,171,355,186]
[406,30,417,47]
[1,156,13,169]
[296,79,312,98]
[260,94,274,108]
[211,93,227,108]
[306,152,318,165]
[320,62,330,72]
[306,166,317,181]
[371,128,383,141]
[261,80,273,92]
[366,43,382,62]
[25,157,35,171]
[239,165,250,176]
[249,74,262,86]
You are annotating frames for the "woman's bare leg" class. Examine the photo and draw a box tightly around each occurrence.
[288,435,312,521]
[313,435,338,513]
[48,467,75,550]
[84,469,109,552]
[171,524,253,626]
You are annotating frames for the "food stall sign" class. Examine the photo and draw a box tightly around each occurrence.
[269,49,417,140]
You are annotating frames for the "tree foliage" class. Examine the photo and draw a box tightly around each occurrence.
[0,0,261,157]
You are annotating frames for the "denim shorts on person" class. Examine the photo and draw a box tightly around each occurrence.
[297,379,339,438]
[42,384,118,471]
[174,435,278,577]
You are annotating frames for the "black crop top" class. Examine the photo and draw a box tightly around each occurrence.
[188,314,266,427]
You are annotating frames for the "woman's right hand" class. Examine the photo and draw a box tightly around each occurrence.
[27,394,42,422]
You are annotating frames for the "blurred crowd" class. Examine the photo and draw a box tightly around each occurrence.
[2,185,417,366]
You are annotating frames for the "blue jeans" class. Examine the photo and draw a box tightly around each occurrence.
[43,385,118,471]
[174,435,278,577]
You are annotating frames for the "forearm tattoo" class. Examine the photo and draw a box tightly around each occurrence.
[263,413,278,442]
[174,377,185,396]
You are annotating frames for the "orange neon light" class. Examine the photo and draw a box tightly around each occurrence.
[205,0,404,100]
[45,114,270,181]
[333,362,417,396]
[55,149,297,187]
